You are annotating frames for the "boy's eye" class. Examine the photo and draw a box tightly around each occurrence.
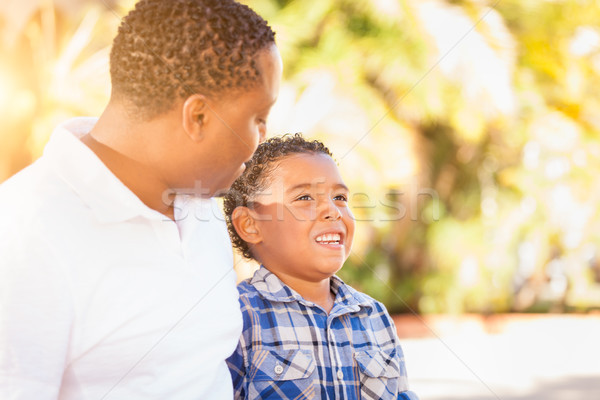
[334,194,348,202]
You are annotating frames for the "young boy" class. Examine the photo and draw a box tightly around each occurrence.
[224,134,419,400]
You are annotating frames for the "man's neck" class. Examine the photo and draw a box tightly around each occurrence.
[81,104,176,220]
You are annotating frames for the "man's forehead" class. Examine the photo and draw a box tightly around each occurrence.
[257,44,282,95]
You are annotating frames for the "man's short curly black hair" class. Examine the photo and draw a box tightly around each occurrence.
[223,134,333,261]
[110,0,275,118]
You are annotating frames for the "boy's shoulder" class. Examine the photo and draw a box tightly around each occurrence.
[236,266,300,303]
[331,276,391,314]
[236,278,259,297]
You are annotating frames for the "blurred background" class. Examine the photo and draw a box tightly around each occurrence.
[1,0,600,398]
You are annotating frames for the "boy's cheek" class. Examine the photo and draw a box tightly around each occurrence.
[344,213,356,250]
[345,210,356,230]
[345,208,356,222]
[285,206,317,222]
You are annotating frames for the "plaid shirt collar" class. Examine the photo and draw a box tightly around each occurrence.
[250,266,374,315]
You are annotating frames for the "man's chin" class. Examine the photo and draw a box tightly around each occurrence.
[215,167,246,196]
[181,168,244,198]
[210,180,236,198]
[232,165,246,182]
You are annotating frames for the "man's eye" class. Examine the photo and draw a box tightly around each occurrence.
[334,194,348,202]
[296,194,313,201]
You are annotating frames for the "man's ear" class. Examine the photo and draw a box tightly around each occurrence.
[232,206,263,245]
[181,94,209,143]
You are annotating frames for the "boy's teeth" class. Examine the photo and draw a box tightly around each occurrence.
[316,233,341,243]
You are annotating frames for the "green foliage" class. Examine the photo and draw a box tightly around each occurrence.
[2,0,600,314]
[248,0,600,314]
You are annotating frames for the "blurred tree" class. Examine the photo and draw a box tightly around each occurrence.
[2,0,600,314]
[0,0,126,181]
[243,0,600,314]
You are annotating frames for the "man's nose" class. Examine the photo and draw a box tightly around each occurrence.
[258,124,267,144]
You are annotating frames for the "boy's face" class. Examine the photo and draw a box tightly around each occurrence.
[250,153,355,283]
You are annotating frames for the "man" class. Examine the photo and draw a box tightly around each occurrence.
[0,0,282,399]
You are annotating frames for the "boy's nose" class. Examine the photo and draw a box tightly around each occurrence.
[322,200,342,221]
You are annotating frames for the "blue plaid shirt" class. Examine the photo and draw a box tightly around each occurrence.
[227,266,419,400]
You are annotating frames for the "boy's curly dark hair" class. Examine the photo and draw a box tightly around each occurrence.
[110,0,275,119]
[223,134,333,260]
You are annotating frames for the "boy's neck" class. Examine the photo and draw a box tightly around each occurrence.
[270,270,336,314]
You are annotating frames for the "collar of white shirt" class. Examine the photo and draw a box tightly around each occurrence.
[44,117,169,223]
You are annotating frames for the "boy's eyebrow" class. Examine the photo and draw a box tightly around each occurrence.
[285,182,350,194]
[285,183,312,194]
[333,183,350,192]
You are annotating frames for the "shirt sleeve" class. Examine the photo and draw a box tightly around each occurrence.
[399,391,420,400]
[379,304,420,400]
[394,335,420,400]
[226,293,253,400]
[0,227,74,400]
[226,341,246,399]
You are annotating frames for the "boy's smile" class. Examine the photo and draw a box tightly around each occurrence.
[314,231,344,247]
[248,152,355,285]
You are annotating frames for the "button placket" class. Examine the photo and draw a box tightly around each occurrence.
[327,322,342,384]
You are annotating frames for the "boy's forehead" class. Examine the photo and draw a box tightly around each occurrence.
[256,153,347,195]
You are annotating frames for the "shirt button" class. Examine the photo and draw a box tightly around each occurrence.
[274,364,284,375]
[337,370,344,380]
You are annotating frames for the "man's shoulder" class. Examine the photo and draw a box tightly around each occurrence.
[0,157,97,251]
[0,160,67,221]
[1,159,45,197]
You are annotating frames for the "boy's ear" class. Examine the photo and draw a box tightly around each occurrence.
[231,206,263,245]
[181,94,209,143]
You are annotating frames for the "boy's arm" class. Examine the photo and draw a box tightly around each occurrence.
[393,333,421,400]
[393,330,420,400]
[226,292,254,399]
[398,391,420,400]
[380,305,420,400]
[226,342,246,399]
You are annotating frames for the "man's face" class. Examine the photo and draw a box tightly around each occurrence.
[195,44,282,196]
[250,153,355,283]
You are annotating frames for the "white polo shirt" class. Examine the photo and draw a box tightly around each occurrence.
[0,118,242,399]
